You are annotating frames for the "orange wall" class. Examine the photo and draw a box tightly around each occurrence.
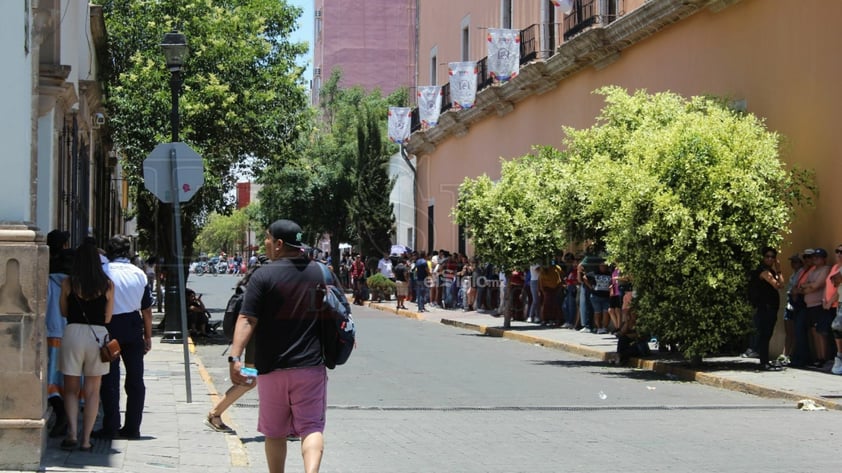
[417,0,842,261]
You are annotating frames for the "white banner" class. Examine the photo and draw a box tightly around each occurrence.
[448,62,478,110]
[417,86,442,130]
[487,28,520,83]
[388,107,412,144]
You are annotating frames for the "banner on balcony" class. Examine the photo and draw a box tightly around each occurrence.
[417,86,442,130]
[448,61,478,110]
[487,28,520,84]
[387,107,412,144]
[551,0,575,15]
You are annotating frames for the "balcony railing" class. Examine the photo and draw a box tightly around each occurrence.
[409,3,623,132]
[563,0,624,41]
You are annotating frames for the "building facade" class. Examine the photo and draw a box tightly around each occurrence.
[405,0,841,352]
[0,1,121,469]
[312,0,417,105]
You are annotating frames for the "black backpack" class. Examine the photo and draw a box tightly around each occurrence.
[316,263,355,369]
[222,287,245,341]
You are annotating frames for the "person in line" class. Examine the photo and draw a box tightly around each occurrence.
[414,251,430,312]
[538,263,563,326]
[94,235,153,440]
[796,247,831,367]
[586,261,613,334]
[779,253,804,366]
[393,256,409,310]
[750,247,783,371]
[828,268,842,375]
[350,254,366,306]
[46,229,72,437]
[59,239,114,451]
[228,219,328,473]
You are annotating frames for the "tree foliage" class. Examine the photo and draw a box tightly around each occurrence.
[194,207,251,256]
[456,87,815,360]
[257,70,404,260]
[95,0,308,259]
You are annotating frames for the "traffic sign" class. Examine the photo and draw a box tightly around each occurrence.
[143,142,204,203]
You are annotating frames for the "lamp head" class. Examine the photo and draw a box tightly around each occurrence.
[160,30,188,72]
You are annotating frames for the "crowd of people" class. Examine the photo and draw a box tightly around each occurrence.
[747,246,842,374]
[334,244,842,375]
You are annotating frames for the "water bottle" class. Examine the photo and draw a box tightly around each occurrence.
[241,367,258,384]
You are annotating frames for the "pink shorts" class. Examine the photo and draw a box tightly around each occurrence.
[257,366,327,438]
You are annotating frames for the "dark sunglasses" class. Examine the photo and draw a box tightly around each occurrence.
[763,254,776,259]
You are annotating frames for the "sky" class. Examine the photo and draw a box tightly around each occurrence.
[288,0,315,84]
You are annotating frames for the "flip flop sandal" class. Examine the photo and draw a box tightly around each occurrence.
[205,414,232,432]
[60,438,78,450]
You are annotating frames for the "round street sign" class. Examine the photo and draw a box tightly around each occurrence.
[143,142,204,203]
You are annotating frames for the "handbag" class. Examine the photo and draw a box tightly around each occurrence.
[76,295,121,362]
[832,313,842,332]
[99,334,121,363]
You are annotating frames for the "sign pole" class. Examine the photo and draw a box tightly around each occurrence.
[169,145,192,403]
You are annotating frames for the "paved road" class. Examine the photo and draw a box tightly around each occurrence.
[189,274,842,473]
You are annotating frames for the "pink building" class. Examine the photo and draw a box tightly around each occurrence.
[312,0,417,105]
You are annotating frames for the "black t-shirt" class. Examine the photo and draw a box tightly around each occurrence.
[240,257,325,374]
[394,263,407,282]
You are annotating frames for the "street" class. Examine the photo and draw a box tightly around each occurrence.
[188,274,842,473]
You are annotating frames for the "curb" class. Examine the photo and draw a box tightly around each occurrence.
[368,303,842,411]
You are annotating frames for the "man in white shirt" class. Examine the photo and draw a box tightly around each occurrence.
[378,252,394,280]
[93,235,153,440]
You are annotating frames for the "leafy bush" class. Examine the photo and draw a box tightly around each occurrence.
[456,87,815,361]
[366,273,396,301]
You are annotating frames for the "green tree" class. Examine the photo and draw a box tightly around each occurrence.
[351,105,394,257]
[257,70,404,261]
[454,146,573,269]
[457,87,815,361]
[95,0,308,261]
[194,208,251,257]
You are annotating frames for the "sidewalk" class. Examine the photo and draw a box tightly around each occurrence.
[39,337,252,473]
[368,301,842,411]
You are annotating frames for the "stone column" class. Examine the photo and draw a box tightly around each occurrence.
[0,224,48,470]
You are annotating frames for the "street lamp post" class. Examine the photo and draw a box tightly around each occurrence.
[160,31,189,344]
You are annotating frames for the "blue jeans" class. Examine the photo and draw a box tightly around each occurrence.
[563,285,578,325]
[415,280,429,311]
[529,280,540,321]
[579,285,593,329]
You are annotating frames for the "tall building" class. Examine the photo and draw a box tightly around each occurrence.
[312,0,417,105]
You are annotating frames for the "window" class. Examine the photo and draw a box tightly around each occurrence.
[430,46,438,85]
[460,15,471,61]
[427,205,435,255]
[502,0,513,28]
[461,27,470,61]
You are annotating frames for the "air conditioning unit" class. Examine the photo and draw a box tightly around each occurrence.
[315,9,322,19]
[314,67,322,76]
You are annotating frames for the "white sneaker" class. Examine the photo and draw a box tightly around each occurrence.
[578,327,591,333]
[832,356,842,375]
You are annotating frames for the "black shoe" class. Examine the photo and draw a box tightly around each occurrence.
[91,429,117,440]
[117,428,141,439]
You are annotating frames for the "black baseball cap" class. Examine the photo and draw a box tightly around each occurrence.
[269,219,306,249]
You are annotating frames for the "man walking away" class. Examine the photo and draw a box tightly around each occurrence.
[229,219,328,473]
